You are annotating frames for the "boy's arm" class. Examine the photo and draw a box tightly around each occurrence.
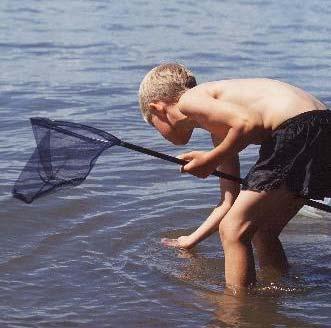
[178,90,251,178]
[161,151,240,249]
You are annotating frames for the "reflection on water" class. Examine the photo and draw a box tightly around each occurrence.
[201,289,318,328]
[158,244,323,328]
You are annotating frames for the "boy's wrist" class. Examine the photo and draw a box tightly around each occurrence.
[206,150,220,170]
[179,235,196,249]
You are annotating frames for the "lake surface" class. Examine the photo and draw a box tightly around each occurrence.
[0,0,330,327]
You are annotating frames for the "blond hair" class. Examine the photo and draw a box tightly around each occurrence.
[138,63,196,123]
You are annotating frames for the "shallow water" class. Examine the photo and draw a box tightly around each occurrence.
[0,0,330,327]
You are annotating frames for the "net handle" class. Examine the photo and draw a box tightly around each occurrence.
[119,141,243,183]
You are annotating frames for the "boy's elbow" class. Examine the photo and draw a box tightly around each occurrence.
[234,118,253,136]
[229,120,252,153]
[232,120,247,135]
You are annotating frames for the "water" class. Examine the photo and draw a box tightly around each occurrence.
[0,0,330,327]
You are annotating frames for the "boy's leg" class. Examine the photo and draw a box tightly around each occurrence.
[252,186,305,275]
[218,184,304,288]
[253,232,289,276]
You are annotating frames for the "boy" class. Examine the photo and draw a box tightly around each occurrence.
[138,63,331,289]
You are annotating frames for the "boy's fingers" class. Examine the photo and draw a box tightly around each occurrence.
[177,151,195,161]
[180,162,194,174]
[177,154,187,161]
[161,238,179,248]
[177,152,196,173]
[177,154,189,173]
[177,152,200,173]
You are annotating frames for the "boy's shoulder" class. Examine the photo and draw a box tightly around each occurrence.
[177,81,237,126]
[179,81,220,104]
[179,78,256,103]
[178,84,213,117]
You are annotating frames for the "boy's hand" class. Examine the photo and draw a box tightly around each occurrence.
[178,151,217,178]
[161,236,194,249]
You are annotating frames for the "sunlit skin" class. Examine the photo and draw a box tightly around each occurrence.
[150,78,326,288]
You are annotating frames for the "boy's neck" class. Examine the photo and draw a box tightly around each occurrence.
[168,102,199,130]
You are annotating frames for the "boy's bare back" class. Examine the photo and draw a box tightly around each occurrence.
[179,78,326,145]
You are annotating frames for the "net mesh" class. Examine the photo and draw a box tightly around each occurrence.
[12,118,120,203]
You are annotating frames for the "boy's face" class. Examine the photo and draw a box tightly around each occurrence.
[149,102,193,145]
[150,114,192,145]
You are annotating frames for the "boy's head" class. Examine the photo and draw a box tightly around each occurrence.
[138,63,197,124]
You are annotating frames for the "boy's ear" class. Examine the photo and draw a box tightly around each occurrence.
[149,102,165,113]
[149,102,167,119]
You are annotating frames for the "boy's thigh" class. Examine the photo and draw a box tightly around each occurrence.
[220,184,305,238]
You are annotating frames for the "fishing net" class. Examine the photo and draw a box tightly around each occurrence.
[12,117,120,203]
[12,117,330,213]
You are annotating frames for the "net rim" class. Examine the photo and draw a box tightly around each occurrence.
[30,117,121,146]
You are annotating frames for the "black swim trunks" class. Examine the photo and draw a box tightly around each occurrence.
[242,109,331,200]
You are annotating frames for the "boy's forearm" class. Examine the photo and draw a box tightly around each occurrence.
[185,202,232,248]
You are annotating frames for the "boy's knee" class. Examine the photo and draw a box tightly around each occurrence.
[219,217,255,245]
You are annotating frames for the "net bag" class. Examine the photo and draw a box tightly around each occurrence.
[12,117,120,203]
